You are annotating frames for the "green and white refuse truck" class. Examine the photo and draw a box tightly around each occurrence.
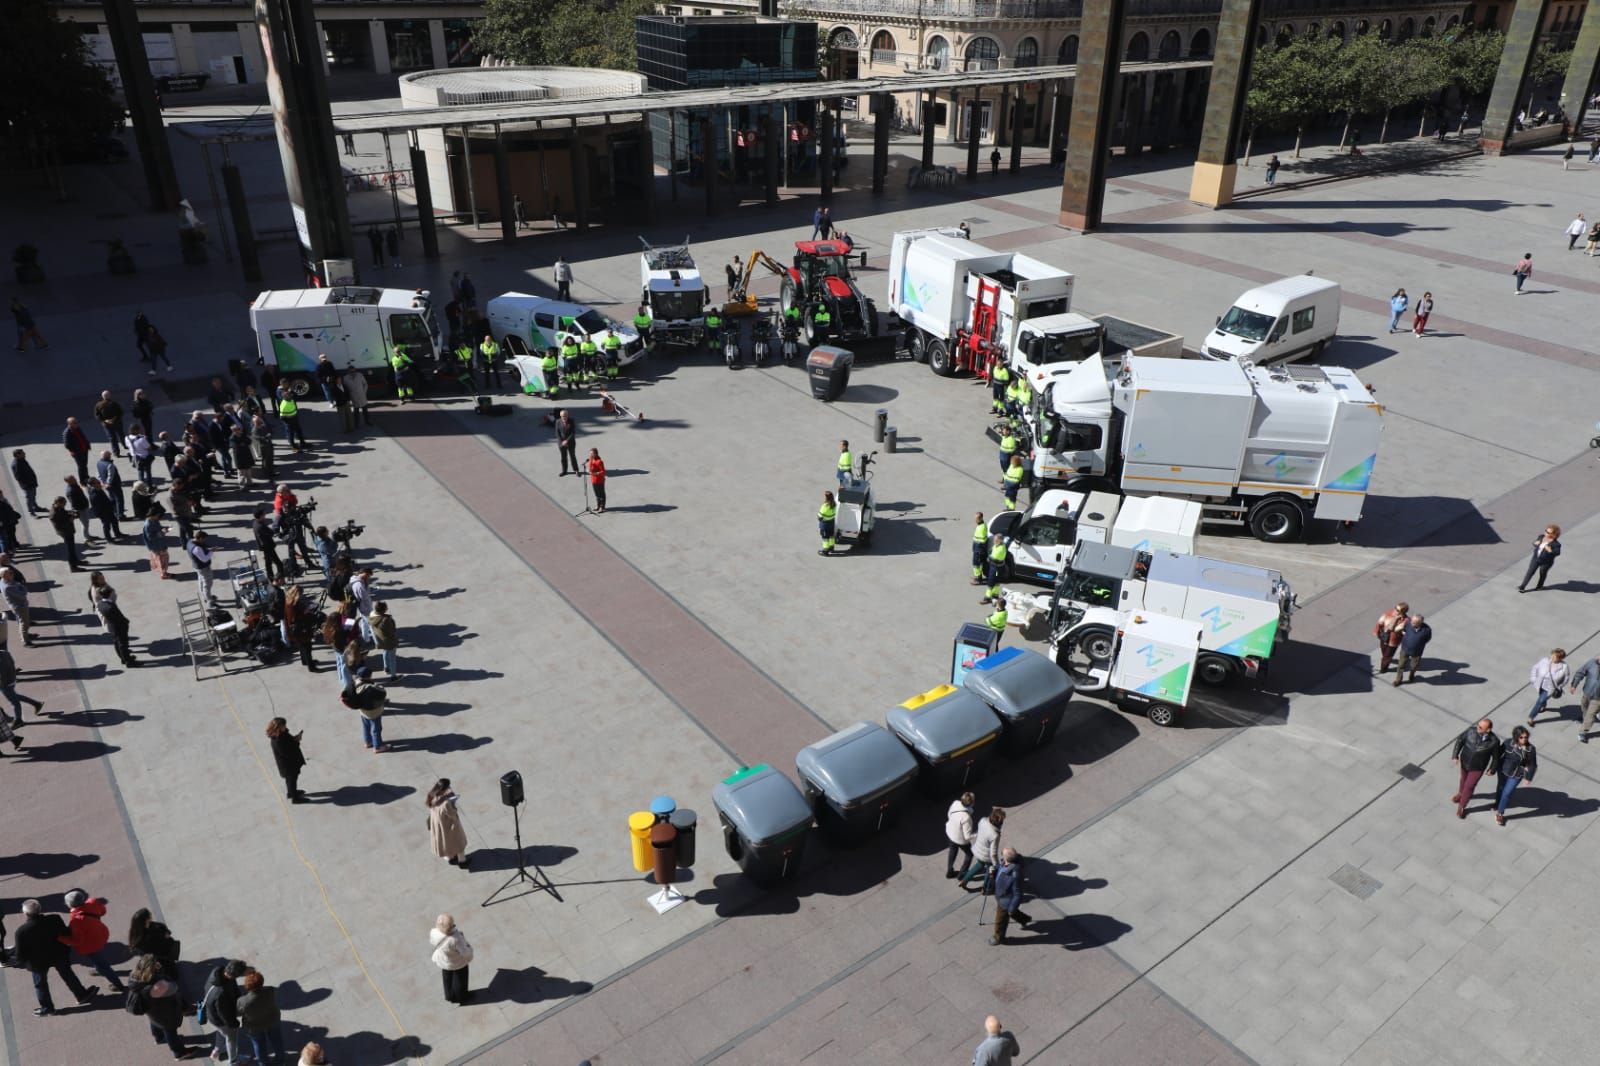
[249,286,440,395]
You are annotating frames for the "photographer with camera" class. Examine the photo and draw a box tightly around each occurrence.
[253,508,284,582]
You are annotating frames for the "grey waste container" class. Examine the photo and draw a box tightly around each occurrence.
[806,345,853,401]
[795,722,920,843]
[962,646,1074,754]
[669,808,698,868]
[711,764,813,884]
[886,685,1002,794]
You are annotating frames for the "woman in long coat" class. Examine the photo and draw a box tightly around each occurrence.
[427,778,469,869]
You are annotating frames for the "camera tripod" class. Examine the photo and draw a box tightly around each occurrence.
[482,802,561,907]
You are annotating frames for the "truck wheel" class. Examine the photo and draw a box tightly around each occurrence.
[1196,653,1238,687]
[287,375,312,398]
[1054,624,1115,686]
[866,301,880,338]
[780,278,796,317]
[908,330,927,363]
[928,339,954,377]
[1310,339,1327,361]
[1247,498,1305,542]
[1146,703,1177,727]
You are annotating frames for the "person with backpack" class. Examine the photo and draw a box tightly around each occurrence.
[201,960,248,1063]
[125,953,189,1059]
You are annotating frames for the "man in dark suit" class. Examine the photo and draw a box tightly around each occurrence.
[12,899,97,1015]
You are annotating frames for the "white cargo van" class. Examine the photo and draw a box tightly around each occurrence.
[249,286,439,393]
[1202,275,1339,364]
[485,294,645,367]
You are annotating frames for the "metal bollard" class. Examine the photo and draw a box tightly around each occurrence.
[885,426,898,453]
[874,408,888,442]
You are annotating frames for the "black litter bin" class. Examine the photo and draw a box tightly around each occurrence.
[669,808,698,868]
[962,646,1074,754]
[806,345,854,401]
[887,684,1002,794]
[795,722,920,843]
[711,765,813,884]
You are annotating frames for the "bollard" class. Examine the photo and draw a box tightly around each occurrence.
[885,426,898,453]
[669,808,698,867]
[650,822,678,885]
[874,408,888,443]
[649,795,676,823]
[628,811,656,872]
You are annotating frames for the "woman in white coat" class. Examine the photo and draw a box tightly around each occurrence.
[958,807,1006,890]
[944,791,976,879]
[429,914,473,1005]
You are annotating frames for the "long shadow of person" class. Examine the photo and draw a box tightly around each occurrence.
[1502,786,1600,822]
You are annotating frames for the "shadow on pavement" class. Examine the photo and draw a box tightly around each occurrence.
[1009,912,1133,951]
[303,782,417,806]
[468,843,578,874]
[1503,786,1600,821]
[478,965,593,1006]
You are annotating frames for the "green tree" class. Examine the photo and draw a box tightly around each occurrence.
[0,0,121,169]
[475,0,655,71]
[1444,27,1505,101]
[1245,35,1340,158]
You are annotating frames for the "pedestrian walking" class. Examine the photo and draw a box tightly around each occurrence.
[90,573,137,667]
[367,227,383,269]
[386,225,402,268]
[1,643,43,726]
[513,194,527,229]
[11,297,48,351]
[1586,222,1600,256]
[202,961,248,1065]
[63,417,91,483]
[13,900,97,1016]
[459,272,477,316]
[586,448,607,512]
[1387,289,1408,333]
[0,706,23,755]
[1563,143,1575,169]
[126,909,182,986]
[48,497,85,571]
[973,1015,1020,1066]
[342,131,356,154]
[10,450,41,515]
[427,779,471,868]
[133,311,151,362]
[344,365,371,426]
[430,914,474,1004]
[990,848,1033,944]
[959,807,1005,889]
[126,954,189,1059]
[1494,726,1537,826]
[1411,292,1433,336]
[188,530,217,605]
[1518,524,1561,592]
[555,257,573,302]
[2,567,36,649]
[315,353,341,407]
[1526,649,1570,726]
[60,890,126,991]
[1566,213,1586,248]
[1513,253,1533,293]
[1572,654,1600,743]
[239,969,288,1064]
[265,716,307,804]
[555,410,578,475]
[146,326,173,374]
[370,601,398,678]
[945,791,976,878]
[811,205,824,240]
[1265,154,1280,186]
[1391,613,1431,686]
[1591,136,1600,164]
[990,147,1002,176]
[1451,718,1502,819]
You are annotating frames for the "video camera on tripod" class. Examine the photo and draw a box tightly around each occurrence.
[330,517,365,546]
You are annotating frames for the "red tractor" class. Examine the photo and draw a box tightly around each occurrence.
[778,240,882,347]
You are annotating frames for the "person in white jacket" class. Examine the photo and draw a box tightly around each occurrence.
[1527,649,1570,727]
[958,807,1005,890]
[944,792,976,879]
[429,914,474,1005]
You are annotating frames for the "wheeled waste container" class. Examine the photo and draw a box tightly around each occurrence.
[806,345,854,401]
[795,722,920,844]
[712,764,814,884]
[962,646,1074,754]
[887,684,1002,794]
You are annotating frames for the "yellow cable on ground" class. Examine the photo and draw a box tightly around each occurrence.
[214,673,417,1062]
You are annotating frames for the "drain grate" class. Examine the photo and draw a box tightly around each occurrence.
[1398,763,1426,781]
[1330,863,1383,900]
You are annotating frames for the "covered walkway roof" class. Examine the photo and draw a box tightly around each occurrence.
[329,59,1212,135]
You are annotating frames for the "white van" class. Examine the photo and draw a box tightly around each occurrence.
[485,294,645,367]
[1202,276,1340,364]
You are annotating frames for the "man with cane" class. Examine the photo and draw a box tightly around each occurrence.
[989,848,1032,945]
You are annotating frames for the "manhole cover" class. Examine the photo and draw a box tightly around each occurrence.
[1398,763,1425,781]
[1330,863,1382,900]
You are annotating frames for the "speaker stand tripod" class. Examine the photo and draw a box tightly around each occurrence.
[481,803,561,907]
[573,472,598,518]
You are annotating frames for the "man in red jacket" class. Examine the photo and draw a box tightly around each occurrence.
[62,417,91,483]
[59,889,126,991]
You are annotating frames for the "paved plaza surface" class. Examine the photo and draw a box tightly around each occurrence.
[4,109,1600,1066]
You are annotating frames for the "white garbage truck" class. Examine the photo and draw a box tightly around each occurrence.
[886,228,1180,380]
[638,238,708,348]
[1025,355,1383,542]
[249,286,440,394]
[987,488,1200,586]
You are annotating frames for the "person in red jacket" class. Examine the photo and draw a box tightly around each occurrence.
[62,417,92,483]
[59,890,126,991]
[586,448,607,513]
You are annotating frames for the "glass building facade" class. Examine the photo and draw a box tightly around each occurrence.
[636,16,819,91]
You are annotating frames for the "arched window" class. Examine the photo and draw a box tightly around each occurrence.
[828,27,858,49]
[1446,15,1460,30]
[964,36,1000,71]
[1378,18,1393,39]
[1421,16,1436,37]
[1125,31,1149,62]
[925,34,949,71]
[1188,28,1211,57]
[870,29,896,65]
[1276,24,1294,46]
[1397,16,1415,41]
[1257,25,1269,47]
[1354,18,1369,34]
[1058,35,1079,64]
[1305,22,1320,37]
[1330,20,1346,41]
[1015,36,1039,68]
[1157,30,1181,60]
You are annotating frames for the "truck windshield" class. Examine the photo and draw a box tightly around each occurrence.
[1031,330,1103,365]
[574,309,609,334]
[653,290,703,321]
[1216,306,1274,342]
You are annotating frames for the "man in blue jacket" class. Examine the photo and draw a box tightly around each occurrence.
[989,849,1031,945]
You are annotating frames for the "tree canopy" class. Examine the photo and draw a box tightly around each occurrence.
[0,0,121,161]
[475,0,656,71]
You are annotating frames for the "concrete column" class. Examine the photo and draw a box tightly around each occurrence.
[493,125,515,243]
[1060,0,1127,229]
[368,20,391,75]
[702,114,717,215]
[571,118,590,229]
[173,23,198,74]
[103,0,181,210]
[410,143,439,260]
[319,26,330,74]
[1049,81,1069,165]
[966,97,981,179]
[1123,74,1148,157]
[1033,84,1050,143]
[639,115,656,222]
[221,164,261,284]
[1189,0,1265,206]
[428,19,447,68]
[998,85,1012,147]
[1561,3,1600,131]
[949,90,962,144]
[236,23,265,83]
[921,91,936,167]
[765,112,781,206]
[872,91,890,194]
[1481,0,1553,153]
[1009,89,1026,172]
[819,105,835,201]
